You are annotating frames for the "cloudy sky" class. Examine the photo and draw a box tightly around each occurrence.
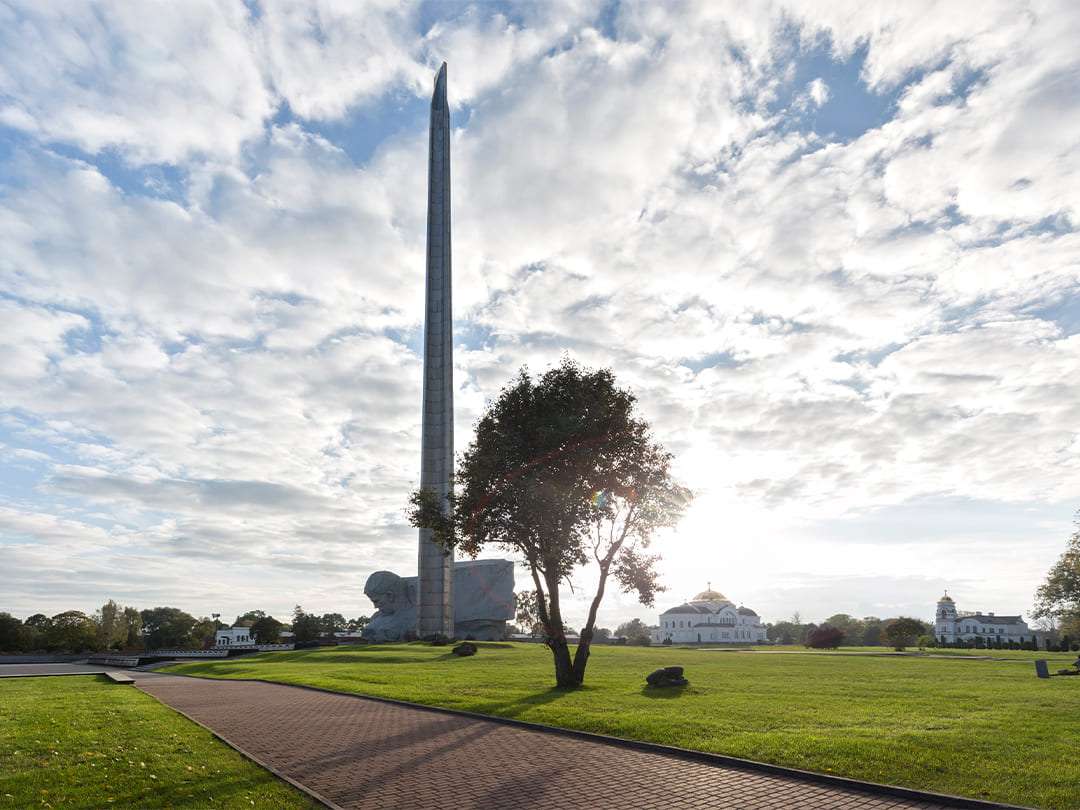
[1,1,1078,630]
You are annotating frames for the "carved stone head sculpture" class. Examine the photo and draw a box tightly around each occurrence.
[364,571,411,615]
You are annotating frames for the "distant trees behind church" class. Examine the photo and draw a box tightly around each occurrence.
[0,600,370,654]
[768,613,931,648]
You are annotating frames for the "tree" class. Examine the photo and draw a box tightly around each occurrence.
[515,590,544,635]
[768,620,808,645]
[824,614,866,644]
[615,619,652,646]
[24,613,51,630]
[47,611,100,652]
[346,616,370,633]
[410,359,691,687]
[884,617,926,651]
[861,617,883,646]
[251,616,283,644]
[291,606,322,644]
[97,600,128,650]
[320,613,347,635]
[1033,511,1080,631]
[593,627,612,642]
[140,607,198,650]
[805,624,845,649]
[121,607,142,648]
[233,610,267,628]
[0,613,23,652]
[190,617,220,649]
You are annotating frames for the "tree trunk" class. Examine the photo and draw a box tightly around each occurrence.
[570,560,612,685]
[542,565,583,687]
[570,638,591,683]
[549,635,578,687]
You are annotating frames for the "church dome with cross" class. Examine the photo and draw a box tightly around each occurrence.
[690,585,730,604]
[654,584,767,644]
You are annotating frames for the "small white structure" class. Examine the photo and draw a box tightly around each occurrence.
[655,586,767,644]
[214,626,255,647]
[934,592,1035,645]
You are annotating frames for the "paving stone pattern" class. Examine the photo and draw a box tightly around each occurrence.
[134,674,954,810]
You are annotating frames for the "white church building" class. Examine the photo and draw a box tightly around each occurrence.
[655,586,767,644]
[934,592,1036,645]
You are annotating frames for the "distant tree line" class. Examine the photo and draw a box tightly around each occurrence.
[0,601,369,654]
[767,613,922,647]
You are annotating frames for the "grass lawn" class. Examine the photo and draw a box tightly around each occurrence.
[0,675,315,809]
[166,642,1080,809]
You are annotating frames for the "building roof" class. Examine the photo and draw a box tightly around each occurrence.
[938,593,954,603]
[958,614,1025,626]
[661,603,713,615]
[692,588,728,602]
[737,606,758,616]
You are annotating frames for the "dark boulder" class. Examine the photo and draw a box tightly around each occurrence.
[646,666,688,687]
[453,642,478,657]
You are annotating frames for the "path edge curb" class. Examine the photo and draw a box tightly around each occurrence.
[152,669,1031,810]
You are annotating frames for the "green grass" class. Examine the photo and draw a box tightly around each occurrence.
[166,642,1080,809]
[0,675,315,809]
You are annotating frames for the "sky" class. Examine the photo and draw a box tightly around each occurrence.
[1,0,1078,631]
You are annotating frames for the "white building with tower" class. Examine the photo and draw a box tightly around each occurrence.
[655,586,767,644]
[934,592,1036,645]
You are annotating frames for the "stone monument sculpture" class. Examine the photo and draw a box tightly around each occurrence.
[362,63,516,643]
[363,560,514,641]
[417,60,455,639]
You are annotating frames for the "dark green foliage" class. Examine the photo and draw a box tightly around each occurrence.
[0,613,24,652]
[615,619,652,646]
[251,616,284,644]
[290,606,322,644]
[806,625,845,649]
[884,617,927,651]
[139,606,198,650]
[346,616,370,632]
[320,613,347,634]
[233,610,267,627]
[46,611,100,652]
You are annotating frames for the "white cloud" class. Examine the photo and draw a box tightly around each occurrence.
[0,1,1078,627]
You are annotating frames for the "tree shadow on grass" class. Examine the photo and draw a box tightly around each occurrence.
[481,684,583,719]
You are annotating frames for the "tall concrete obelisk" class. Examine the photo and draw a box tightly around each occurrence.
[417,62,454,639]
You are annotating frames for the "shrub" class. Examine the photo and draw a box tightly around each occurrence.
[883,617,925,651]
[805,625,844,649]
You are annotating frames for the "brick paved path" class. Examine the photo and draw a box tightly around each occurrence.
[133,674,956,810]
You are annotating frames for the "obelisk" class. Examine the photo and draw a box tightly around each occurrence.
[417,62,454,639]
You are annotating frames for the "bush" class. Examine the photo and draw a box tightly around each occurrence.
[805,625,844,649]
[883,617,926,651]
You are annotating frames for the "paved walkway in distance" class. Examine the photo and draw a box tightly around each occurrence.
[0,663,113,677]
[130,673,963,810]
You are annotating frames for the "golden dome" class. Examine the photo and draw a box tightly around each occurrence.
[692,588,728,603]
[939,592,954,603]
